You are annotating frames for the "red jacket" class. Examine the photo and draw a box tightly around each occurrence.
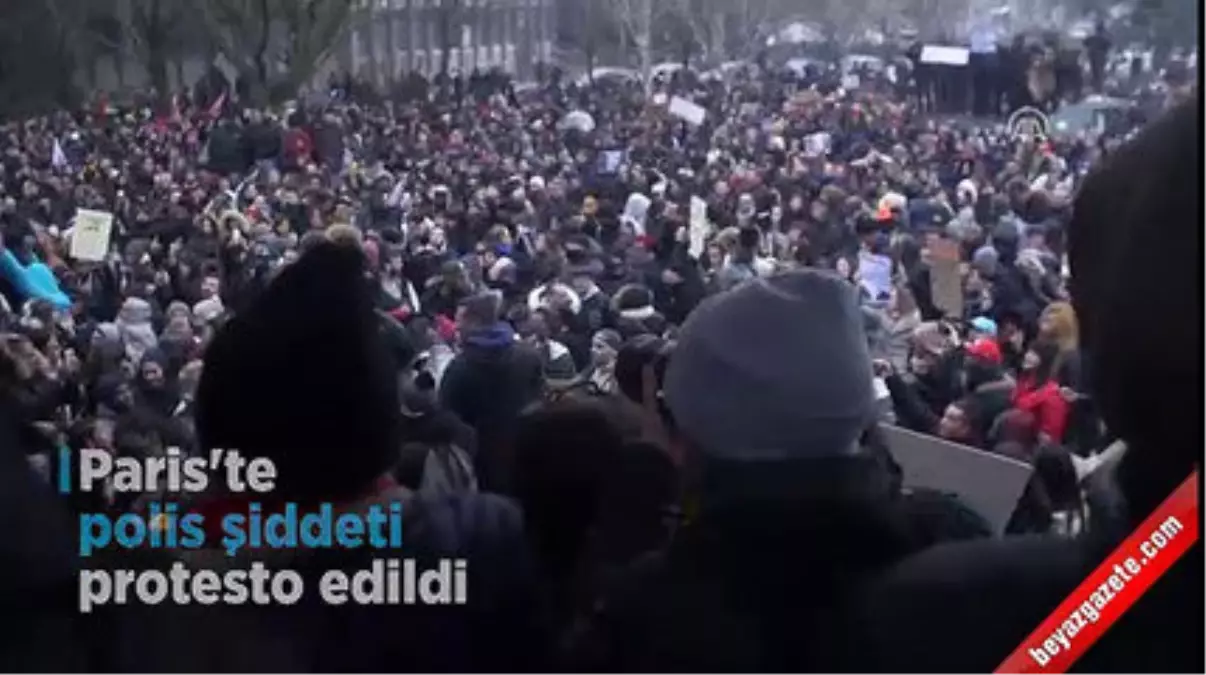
[1013,377,1069,442]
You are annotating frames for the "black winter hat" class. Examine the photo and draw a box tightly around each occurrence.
[196,242,402,501]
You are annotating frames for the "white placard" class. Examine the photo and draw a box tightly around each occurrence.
[597,149,624,175]
[858,251,893,300]
[920,45,971,66]
[688,196,710,259]
[70,209,114,262]
[668,96,707,126]
[880,424,1034,534]
[842,74,861,90]
[803,131,832,157]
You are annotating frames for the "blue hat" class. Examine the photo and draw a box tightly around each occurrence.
[971,316,998,337]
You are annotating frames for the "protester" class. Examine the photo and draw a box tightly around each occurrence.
[568,270,923,671]
[439,291,544,492]
[1012,338,1071,443]
[0,29,1197,673]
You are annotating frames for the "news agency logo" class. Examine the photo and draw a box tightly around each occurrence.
[1007,106,1051,142]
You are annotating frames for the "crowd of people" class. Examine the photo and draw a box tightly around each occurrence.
[0,46,1201,672]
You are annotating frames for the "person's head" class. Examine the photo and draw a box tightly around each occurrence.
[523,309,553,342]
[969,316,998,341]
[1021,339,1061,385]
[200,275,221,300]
[909,322,954,375]
[964,339,1004,390]
[590,328,622,367]
[1038,301,1078,353]
[138,351,167,390]
[455,292,502,334]
[990,408,1039,449]
[938,398,977,443]
[663,269,881,502]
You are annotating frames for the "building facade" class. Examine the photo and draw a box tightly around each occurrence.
[82,0,555,94]
[343,0,556,84]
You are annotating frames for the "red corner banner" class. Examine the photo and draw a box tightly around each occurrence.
[995,470,1200,674]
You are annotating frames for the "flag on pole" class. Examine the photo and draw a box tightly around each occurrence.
[51,138,69,170]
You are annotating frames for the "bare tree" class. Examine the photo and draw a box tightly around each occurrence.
[609,0,654,89]
[84,0,189,103]
[647,0,782,66]
[559,0,623,79]
[728,0,780,58]
[0,1,81,114]
[190,0,358,104]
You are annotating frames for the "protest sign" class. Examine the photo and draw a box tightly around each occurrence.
[841,74,861,90]
[596,149,624,175]
[803,131,832,157]
[70,209,114,262]
[928,236,963,318]
[688,196,711,258]
[880,424,1033,534]
[668,97,707,126]
[858,251,893,300]
[920,45,971,66]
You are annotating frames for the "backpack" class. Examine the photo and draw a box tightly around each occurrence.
[419,443,478,496]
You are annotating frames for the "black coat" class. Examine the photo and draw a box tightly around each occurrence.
[439,337,543,493]
[566,457,925,672]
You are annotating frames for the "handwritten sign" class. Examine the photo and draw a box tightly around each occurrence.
[70,209,114,262]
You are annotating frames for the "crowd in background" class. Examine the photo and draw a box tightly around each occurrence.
[0,40,1201,672]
